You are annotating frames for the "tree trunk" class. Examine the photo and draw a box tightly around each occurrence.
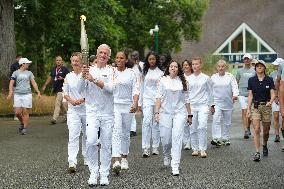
[0,0,15,92]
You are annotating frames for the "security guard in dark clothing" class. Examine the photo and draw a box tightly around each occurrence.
[247,60,275,162]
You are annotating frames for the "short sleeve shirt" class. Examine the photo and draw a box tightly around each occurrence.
[236,67,255,97]
[247,75,275,102]
[50,66,70,93]
[11,70,34,94]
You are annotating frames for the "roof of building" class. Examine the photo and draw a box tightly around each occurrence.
[173,0,284,62]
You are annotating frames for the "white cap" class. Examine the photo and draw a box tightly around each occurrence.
[272,58,284,66]
[19,58,32,65]
[255,60,266,68]
[243,53,252,60]
[251,59,258,64]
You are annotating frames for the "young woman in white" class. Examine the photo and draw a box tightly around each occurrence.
[210,60,239,146]
[112,51,139,174]
[79,44,114,186]
[155,61,191,176]
[187,57,212,158]
[7,58,41,135]
[140,51,164,157]
[62,52,87,173]
[182,60,193,150]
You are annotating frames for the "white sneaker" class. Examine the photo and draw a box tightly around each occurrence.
[200,150,207,158]
[100,176,109,186]
[68,163,76,173]
[112,161,121,175]
[121,158,129,170]
[192,151,199,156]
[152,147,159,155]
[172,168,180,176]
[88,173,97,186]
[142,148,150,158]
[184,142,191,150]
[163,157,171,167]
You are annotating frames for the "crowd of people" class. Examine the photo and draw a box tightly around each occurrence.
[7,44,284,187]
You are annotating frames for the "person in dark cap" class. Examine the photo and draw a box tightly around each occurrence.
[247,60,275,162]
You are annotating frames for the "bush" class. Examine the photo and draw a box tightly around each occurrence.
[0,94,55,115]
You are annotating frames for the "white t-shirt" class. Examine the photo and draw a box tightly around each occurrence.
[156,76,188,114]
[211,72,239,110]
[187,72,212,106]
[113,68,139,105]
[62,71,85,110]
[140,67,164,106]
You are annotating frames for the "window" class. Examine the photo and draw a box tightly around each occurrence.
[246,30,257,52]
[231,33,243,53]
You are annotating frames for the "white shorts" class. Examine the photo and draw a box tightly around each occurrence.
[238,96,248,109]
[14,93,32,108]
[272,101,280,112]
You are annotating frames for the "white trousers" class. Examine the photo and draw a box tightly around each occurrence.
[112,104,134,157]
[130,114,137,132]
[183,123,191,145]
[86,110,113,177]
[160,112,186,171]
[212,107,233,140]
[190,104,209,151]
[67,107,86,165]
[142,105,160,149]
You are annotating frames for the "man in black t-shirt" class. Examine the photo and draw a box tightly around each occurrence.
[42,56,70,124]
[10,55,22,76]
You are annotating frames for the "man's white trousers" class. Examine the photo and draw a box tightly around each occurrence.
[212,107,233,140]
[86,109,113,177]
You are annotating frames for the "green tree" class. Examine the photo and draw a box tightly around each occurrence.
[11,0,208,82]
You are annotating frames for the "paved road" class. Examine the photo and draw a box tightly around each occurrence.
[0,105,284,188]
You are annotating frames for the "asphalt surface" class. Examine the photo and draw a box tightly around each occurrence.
[0,105,284,189]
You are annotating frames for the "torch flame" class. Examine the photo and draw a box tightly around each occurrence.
[80,15,86,21]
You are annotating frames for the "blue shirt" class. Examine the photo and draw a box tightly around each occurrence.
[247,75,275,102]
[50,66,69,93]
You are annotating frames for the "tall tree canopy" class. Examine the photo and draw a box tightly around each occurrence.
[1,0,208,84]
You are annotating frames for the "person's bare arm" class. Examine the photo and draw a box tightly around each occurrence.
[42,76,52,92]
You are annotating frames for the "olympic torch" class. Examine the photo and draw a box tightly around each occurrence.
[80,15,89,67]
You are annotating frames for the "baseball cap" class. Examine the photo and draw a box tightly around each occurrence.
[255,60,266,68]
[251,59,258,64]
[272,58,284,66]
[19,58,32,65]
[243,53,252,60]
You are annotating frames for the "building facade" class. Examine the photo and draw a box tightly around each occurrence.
[173,0,284,63]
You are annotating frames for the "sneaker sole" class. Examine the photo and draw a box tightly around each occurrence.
[244,136,249,139]
[88,184,97,187]
[68,167,76,173]
[142,154,149,158]
[112,166,121,175]
[152,153,159,155]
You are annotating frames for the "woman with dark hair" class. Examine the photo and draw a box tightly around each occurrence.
[182,60,193,150]
[140,51,164,157]
[111,51,139,174]
[155,60,191,176]
[160,53,172,71]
